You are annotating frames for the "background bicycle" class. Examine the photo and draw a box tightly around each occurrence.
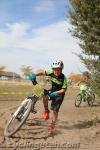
[75,84,95,107]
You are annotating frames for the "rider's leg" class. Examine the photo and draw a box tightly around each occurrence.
[48,95,64,132]
[50,110,58,124]
[43,95,49,111]
[42,96,50,120]
[48,110,58,132]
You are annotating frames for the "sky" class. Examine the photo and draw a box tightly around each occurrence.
[0,0,87,76]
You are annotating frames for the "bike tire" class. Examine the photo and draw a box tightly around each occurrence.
[91,93,95,102]
[75,94,82,107]
[87,94,95,106]
[4,98,32,137]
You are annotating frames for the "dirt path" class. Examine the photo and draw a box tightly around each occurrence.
[0,95,100,150]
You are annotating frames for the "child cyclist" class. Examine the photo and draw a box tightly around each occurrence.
[28,60,67,132]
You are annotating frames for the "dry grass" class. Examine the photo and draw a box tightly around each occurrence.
[0,81,33,101]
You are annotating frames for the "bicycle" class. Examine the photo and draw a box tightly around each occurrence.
[4,76,52,137]
[75,85,95,107]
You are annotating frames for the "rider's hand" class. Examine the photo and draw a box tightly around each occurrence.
[49,92,59,98]
[28,73,36,81]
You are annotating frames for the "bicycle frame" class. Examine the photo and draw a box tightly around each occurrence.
[80,90,86,100]
[80,87,92,101]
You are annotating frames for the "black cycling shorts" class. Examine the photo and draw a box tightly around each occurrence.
[49,95,64,112]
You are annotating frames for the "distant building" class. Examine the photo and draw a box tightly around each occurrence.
[0,71,21,81]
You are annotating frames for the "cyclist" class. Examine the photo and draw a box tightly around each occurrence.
[78,71,93,98]
[28,60,67,132]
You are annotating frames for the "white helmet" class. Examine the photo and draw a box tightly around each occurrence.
[51,60,64,69]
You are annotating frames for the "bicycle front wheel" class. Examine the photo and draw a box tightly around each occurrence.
[75,94,82,107]
[4,98,32,137]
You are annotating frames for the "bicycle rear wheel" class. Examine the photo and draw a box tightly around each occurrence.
[4,98,32,137]
[75,94,82,107]
[87,94,95,106]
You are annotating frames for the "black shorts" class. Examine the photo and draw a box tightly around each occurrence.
[49,95,64,112]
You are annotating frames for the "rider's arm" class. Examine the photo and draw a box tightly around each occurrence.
[34,69,45,76]
[34,69,53,76]
[28,69,46,82]
[56,88,66,95]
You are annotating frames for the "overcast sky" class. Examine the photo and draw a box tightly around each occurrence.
[0,0,86,76]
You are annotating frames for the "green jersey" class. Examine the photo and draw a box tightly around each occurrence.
[45,70,67,92]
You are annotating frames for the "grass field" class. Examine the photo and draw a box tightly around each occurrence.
[0,80,34,101]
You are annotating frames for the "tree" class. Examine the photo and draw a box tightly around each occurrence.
[20,65,32,79]
[69,0,100,96]
[68,72,89,83]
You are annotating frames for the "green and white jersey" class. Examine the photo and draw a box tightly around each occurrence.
[45,70,67,92]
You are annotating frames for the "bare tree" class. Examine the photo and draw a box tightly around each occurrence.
[0,65,6,72]
[20,65,32,79]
